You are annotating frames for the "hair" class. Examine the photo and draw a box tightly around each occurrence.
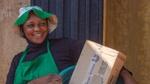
[19,25,25,38]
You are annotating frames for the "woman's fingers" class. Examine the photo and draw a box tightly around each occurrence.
[28,75,62,84]
[120,68,138,84]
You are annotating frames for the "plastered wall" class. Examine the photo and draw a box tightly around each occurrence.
[0,0,29,83]
[104,0,150,84]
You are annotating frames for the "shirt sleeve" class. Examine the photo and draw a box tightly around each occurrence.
[69,39,85,64]
[6,53,22,84]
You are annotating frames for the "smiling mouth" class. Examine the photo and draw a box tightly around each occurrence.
[35,33,42,37]
[33,33,44,38]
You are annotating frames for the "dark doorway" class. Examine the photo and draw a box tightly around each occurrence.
[31,0,103,43]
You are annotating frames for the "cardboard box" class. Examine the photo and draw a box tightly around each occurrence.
[69,40,126,84]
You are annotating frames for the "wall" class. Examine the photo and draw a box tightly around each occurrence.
[1,0,150,84]
[104,0,150,84]
[0,0,29,83]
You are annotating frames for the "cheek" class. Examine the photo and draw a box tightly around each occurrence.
[25,29,34,36]
[40,27,48,32]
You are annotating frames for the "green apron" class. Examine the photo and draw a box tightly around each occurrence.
[14,41,59,84]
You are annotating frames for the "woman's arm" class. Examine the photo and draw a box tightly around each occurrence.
[120,68,138,84]
[6,53,22,84]
[69,39,85,64]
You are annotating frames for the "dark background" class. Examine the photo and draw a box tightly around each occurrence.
[31,0,103,43]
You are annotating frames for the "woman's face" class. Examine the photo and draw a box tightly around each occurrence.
[23,13,49,44]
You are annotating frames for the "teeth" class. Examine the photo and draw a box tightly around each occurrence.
[34,33,42,37]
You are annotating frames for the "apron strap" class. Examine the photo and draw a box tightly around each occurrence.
[14,40,59,84]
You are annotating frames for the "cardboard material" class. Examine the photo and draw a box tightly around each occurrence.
[70,40,126,84]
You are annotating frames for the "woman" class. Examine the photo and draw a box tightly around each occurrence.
[6,6,137,84]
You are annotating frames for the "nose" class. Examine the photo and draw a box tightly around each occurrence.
[34,25,40,31]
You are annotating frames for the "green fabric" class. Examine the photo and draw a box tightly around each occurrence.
[15,6,53,26]
[15,11,30,26]
[14,41,59,84]
[33,9,52,19]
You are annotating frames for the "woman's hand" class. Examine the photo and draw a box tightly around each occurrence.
[120,68,138,84]
[28,75,62,84]
[48,75,62,84]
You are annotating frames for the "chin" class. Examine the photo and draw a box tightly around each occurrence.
[34,40,45,44]
[25,33,48,44]
[31,34,48,44]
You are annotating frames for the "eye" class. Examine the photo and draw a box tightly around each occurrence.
[26,24,35,29]
[39,22,47,27]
